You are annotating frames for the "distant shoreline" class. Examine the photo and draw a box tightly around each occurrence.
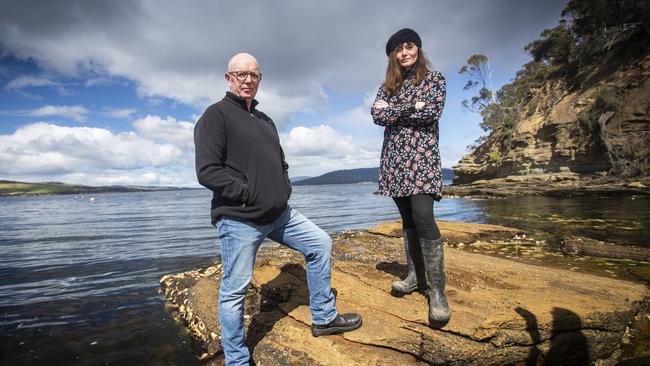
[5,174,648,198]
[0,180,194,197]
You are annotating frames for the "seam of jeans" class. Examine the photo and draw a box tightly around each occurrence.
[220,219,230,292]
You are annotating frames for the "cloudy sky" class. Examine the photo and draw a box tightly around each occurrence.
[0,0,568,187]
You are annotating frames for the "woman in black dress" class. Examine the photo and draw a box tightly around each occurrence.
[371,28,450,326]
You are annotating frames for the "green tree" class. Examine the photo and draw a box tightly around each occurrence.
[459,54,501,134]
[563,0,650,40]
[562,0,650,62]
[459,54,494,114]
[524,21,576,67]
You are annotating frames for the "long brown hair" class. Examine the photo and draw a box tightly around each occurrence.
[384,48,431,96]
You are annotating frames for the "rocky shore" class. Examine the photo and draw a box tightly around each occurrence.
[160,221,650,365]
[443,173,650,198]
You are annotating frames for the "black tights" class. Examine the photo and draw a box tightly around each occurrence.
[393,194,441,240]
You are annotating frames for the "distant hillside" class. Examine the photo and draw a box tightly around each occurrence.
[292,168,377,186]
[289,176,311,183]
[0,180,181,197]
[293,167,454,186]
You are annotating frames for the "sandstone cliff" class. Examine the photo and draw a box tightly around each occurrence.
[454,52,650,184]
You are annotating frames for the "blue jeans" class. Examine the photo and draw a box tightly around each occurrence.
[215,205,337,366]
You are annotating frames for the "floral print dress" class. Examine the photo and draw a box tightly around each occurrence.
[371,70,446,199]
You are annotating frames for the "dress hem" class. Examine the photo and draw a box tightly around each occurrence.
[376,189,443,201]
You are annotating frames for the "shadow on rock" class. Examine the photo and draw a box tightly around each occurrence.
[515,306,543,366]
[245,262,338,359]
[516,306,590,366]
[545,307,590,366]
[376,261,416,298]
[375,261,407,280]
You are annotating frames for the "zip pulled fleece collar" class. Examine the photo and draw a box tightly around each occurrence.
[224,91,259,112]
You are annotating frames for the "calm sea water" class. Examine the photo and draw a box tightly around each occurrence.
[1,183,648,365]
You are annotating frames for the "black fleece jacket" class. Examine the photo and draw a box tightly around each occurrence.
[194,92,292,224]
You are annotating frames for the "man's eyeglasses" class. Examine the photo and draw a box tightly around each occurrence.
[228,71,262,82]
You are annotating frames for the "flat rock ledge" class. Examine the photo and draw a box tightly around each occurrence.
[444,174,650,197]
[160,221,649,365]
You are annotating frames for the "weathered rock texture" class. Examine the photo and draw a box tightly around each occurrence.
[443,174,650,197]
[453,53,650,184]
[160,221,648,365]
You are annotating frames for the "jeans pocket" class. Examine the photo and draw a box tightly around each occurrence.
[215,218,228,239]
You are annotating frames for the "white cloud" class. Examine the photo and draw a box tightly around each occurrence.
[102,107,137,119]
[58,169,194,187]
[85,77,117,87]
[4,75,68,97]
[280,125,380,176]
[329,106,372,127]
[6,75,58,89]
[0,105,89,122]
[256,86,327,130]
[328,93,377,129]
[0,122,184,176]
[28,105,88,122]
[283,125,351,158]
[133,115,194,150]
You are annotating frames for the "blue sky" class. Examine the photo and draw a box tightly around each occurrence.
[0,0,568,187]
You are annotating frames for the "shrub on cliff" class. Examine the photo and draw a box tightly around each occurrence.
[459,0,650,176]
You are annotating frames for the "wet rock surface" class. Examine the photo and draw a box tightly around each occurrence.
[443,174,650,198]
[560,236,650,262]
[160,221,649,365]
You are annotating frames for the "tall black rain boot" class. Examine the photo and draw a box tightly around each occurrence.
[391,228,427,295]
[421,237,451,327]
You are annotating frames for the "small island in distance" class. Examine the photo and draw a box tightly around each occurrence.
[0,180,184,197]
[292,167,454,186]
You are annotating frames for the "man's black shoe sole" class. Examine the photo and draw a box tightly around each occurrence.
[311,318,363,337]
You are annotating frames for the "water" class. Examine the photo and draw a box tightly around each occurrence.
[454,195,650,246]
[1,184,648,365]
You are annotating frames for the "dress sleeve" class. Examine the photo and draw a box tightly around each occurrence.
[371,85,414,127]
[404,71,446,127]
[370,72,446,127]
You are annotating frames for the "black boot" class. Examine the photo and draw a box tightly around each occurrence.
[421,237,451,327]
[391,229,427,295]
[311,313,362,337]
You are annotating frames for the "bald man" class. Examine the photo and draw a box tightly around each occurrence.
[194,53,362,366]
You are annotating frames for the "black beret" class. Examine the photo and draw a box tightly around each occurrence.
[385,28,422,56]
